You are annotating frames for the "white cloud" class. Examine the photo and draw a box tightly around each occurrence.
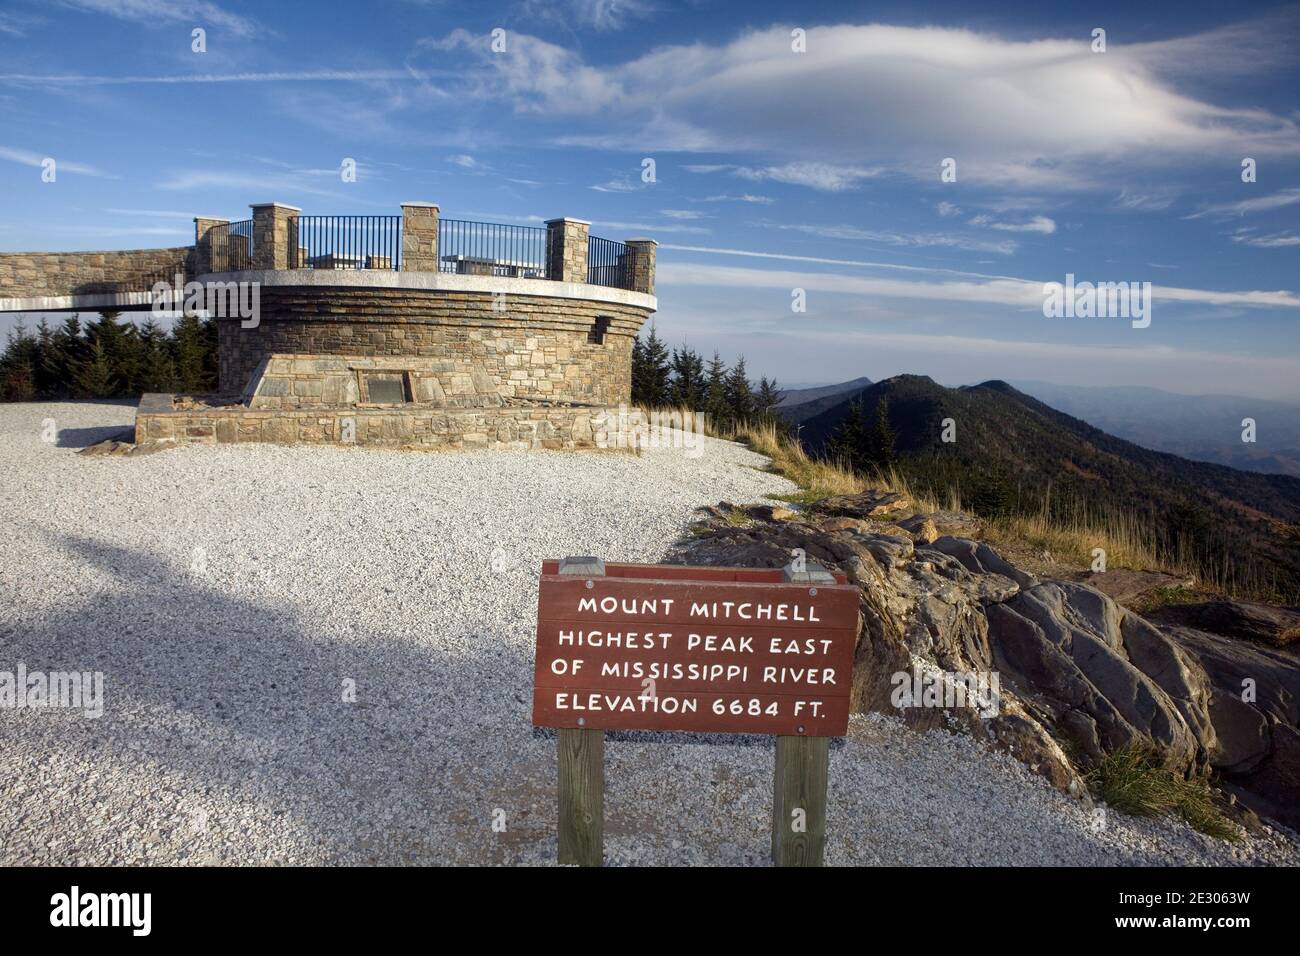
[693,193,774,205]
[57,0,259,37]
[778,222,1018,255]
[660,209,706,220]
[421,20,1300,188]
[657,260,1300,310]
[1231,229,1300,248]
[1186,187,1300,218]
[0,145,111,177]
[449,154,478,168]
[936,202,962,217]
[968,214,1057,234]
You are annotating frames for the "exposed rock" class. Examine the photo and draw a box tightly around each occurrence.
[926,536,1038,589]
[1085,569,1196,606]
[822,516,869,533]
[746,503,795,522]
[1152,600,1300,648]
[811,490,910,520]
[895,514,939,543]
[672,498,1300,830]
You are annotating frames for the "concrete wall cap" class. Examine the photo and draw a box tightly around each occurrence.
[400,202,440,209]
[544,217,591,226]
[194,267,658,312]
[249,202,303,211]
[194,216,231,223]
[624,237,658,244]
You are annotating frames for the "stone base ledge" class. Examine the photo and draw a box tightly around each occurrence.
[134,394,644,451]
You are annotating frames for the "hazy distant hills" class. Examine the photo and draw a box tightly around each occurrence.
[1011,380,1300,479]
[786,374,1300,600]
[777,376,872,423]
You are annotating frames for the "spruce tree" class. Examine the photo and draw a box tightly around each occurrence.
[828,399,868,471]
[73,337,115,398]
[640,324,671,408]
[173,312,210,393]
[723,356,755,424]
[703,351,729,429]
[669,345,705,410]
[137,316,177,393]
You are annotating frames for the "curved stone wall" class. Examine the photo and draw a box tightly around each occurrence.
[0,246,195,312]
[216,284,654,405]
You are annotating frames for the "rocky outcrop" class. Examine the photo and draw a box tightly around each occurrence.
[675,491,1300,830]
[1152,600,1300,648]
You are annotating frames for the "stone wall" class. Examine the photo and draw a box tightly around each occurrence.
[136,392,644,450]
[216,287,650,404]
[0,246,194,300]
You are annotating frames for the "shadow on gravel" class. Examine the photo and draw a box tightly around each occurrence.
[8,531,549,865]
[56,426,134,448]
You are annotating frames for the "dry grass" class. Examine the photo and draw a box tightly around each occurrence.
[735,420,864,499]
[987,508,1167,574]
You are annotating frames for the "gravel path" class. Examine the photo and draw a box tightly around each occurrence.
[2,401,1297,866]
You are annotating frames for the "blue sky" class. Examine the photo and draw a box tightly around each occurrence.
[2,0,1298,398]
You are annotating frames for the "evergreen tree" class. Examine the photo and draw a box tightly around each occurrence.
[136,316,177,393]
[73,336,115,398]
[828,399,868,470]
[669,344,706,410]
[869,397,897,471]
[173,312,212,393]
[637,324,671,408]
[723,355,755,424]
[0,321,38,402]
[703,351,729,429]
[755,376,782,423]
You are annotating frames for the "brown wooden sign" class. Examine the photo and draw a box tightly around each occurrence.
[532,559,859,737]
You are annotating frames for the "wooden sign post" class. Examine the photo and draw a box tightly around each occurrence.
[533,556,858,867]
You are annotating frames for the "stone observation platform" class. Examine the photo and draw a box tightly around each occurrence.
[1,201,658,450]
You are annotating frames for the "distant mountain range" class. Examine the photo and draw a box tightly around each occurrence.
[1011,380,1300,479]
[777,376,872,423]
[779,374,1300,601]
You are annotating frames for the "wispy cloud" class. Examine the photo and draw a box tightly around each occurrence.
[658,259,1300,310]
[968,214,1057,235]
[777,222,1018,255]
[693,193,774,205]
[1186,187,1300,218]
[1231,228,1300,248]
[0,145,112,177]
[686,162,879,192]
[57,0,260,38]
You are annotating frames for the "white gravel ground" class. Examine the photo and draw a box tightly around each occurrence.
[1,400,1297,866]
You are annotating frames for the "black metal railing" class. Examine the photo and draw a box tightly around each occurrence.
[290,215,402,270]
[437,218,546,278]
[210,219,255,272]
[587,236,629,289]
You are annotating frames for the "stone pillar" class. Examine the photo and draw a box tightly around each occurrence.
[546,217,590,283]
[401,202,440,272]
[624,239,657,295]
[193,217,229,275]
[250,202,301,270]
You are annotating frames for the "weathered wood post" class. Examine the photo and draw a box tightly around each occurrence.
[555,556,605,866]
[771,558,836,867]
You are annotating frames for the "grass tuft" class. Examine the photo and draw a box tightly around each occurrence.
[1086,747,1238,840]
